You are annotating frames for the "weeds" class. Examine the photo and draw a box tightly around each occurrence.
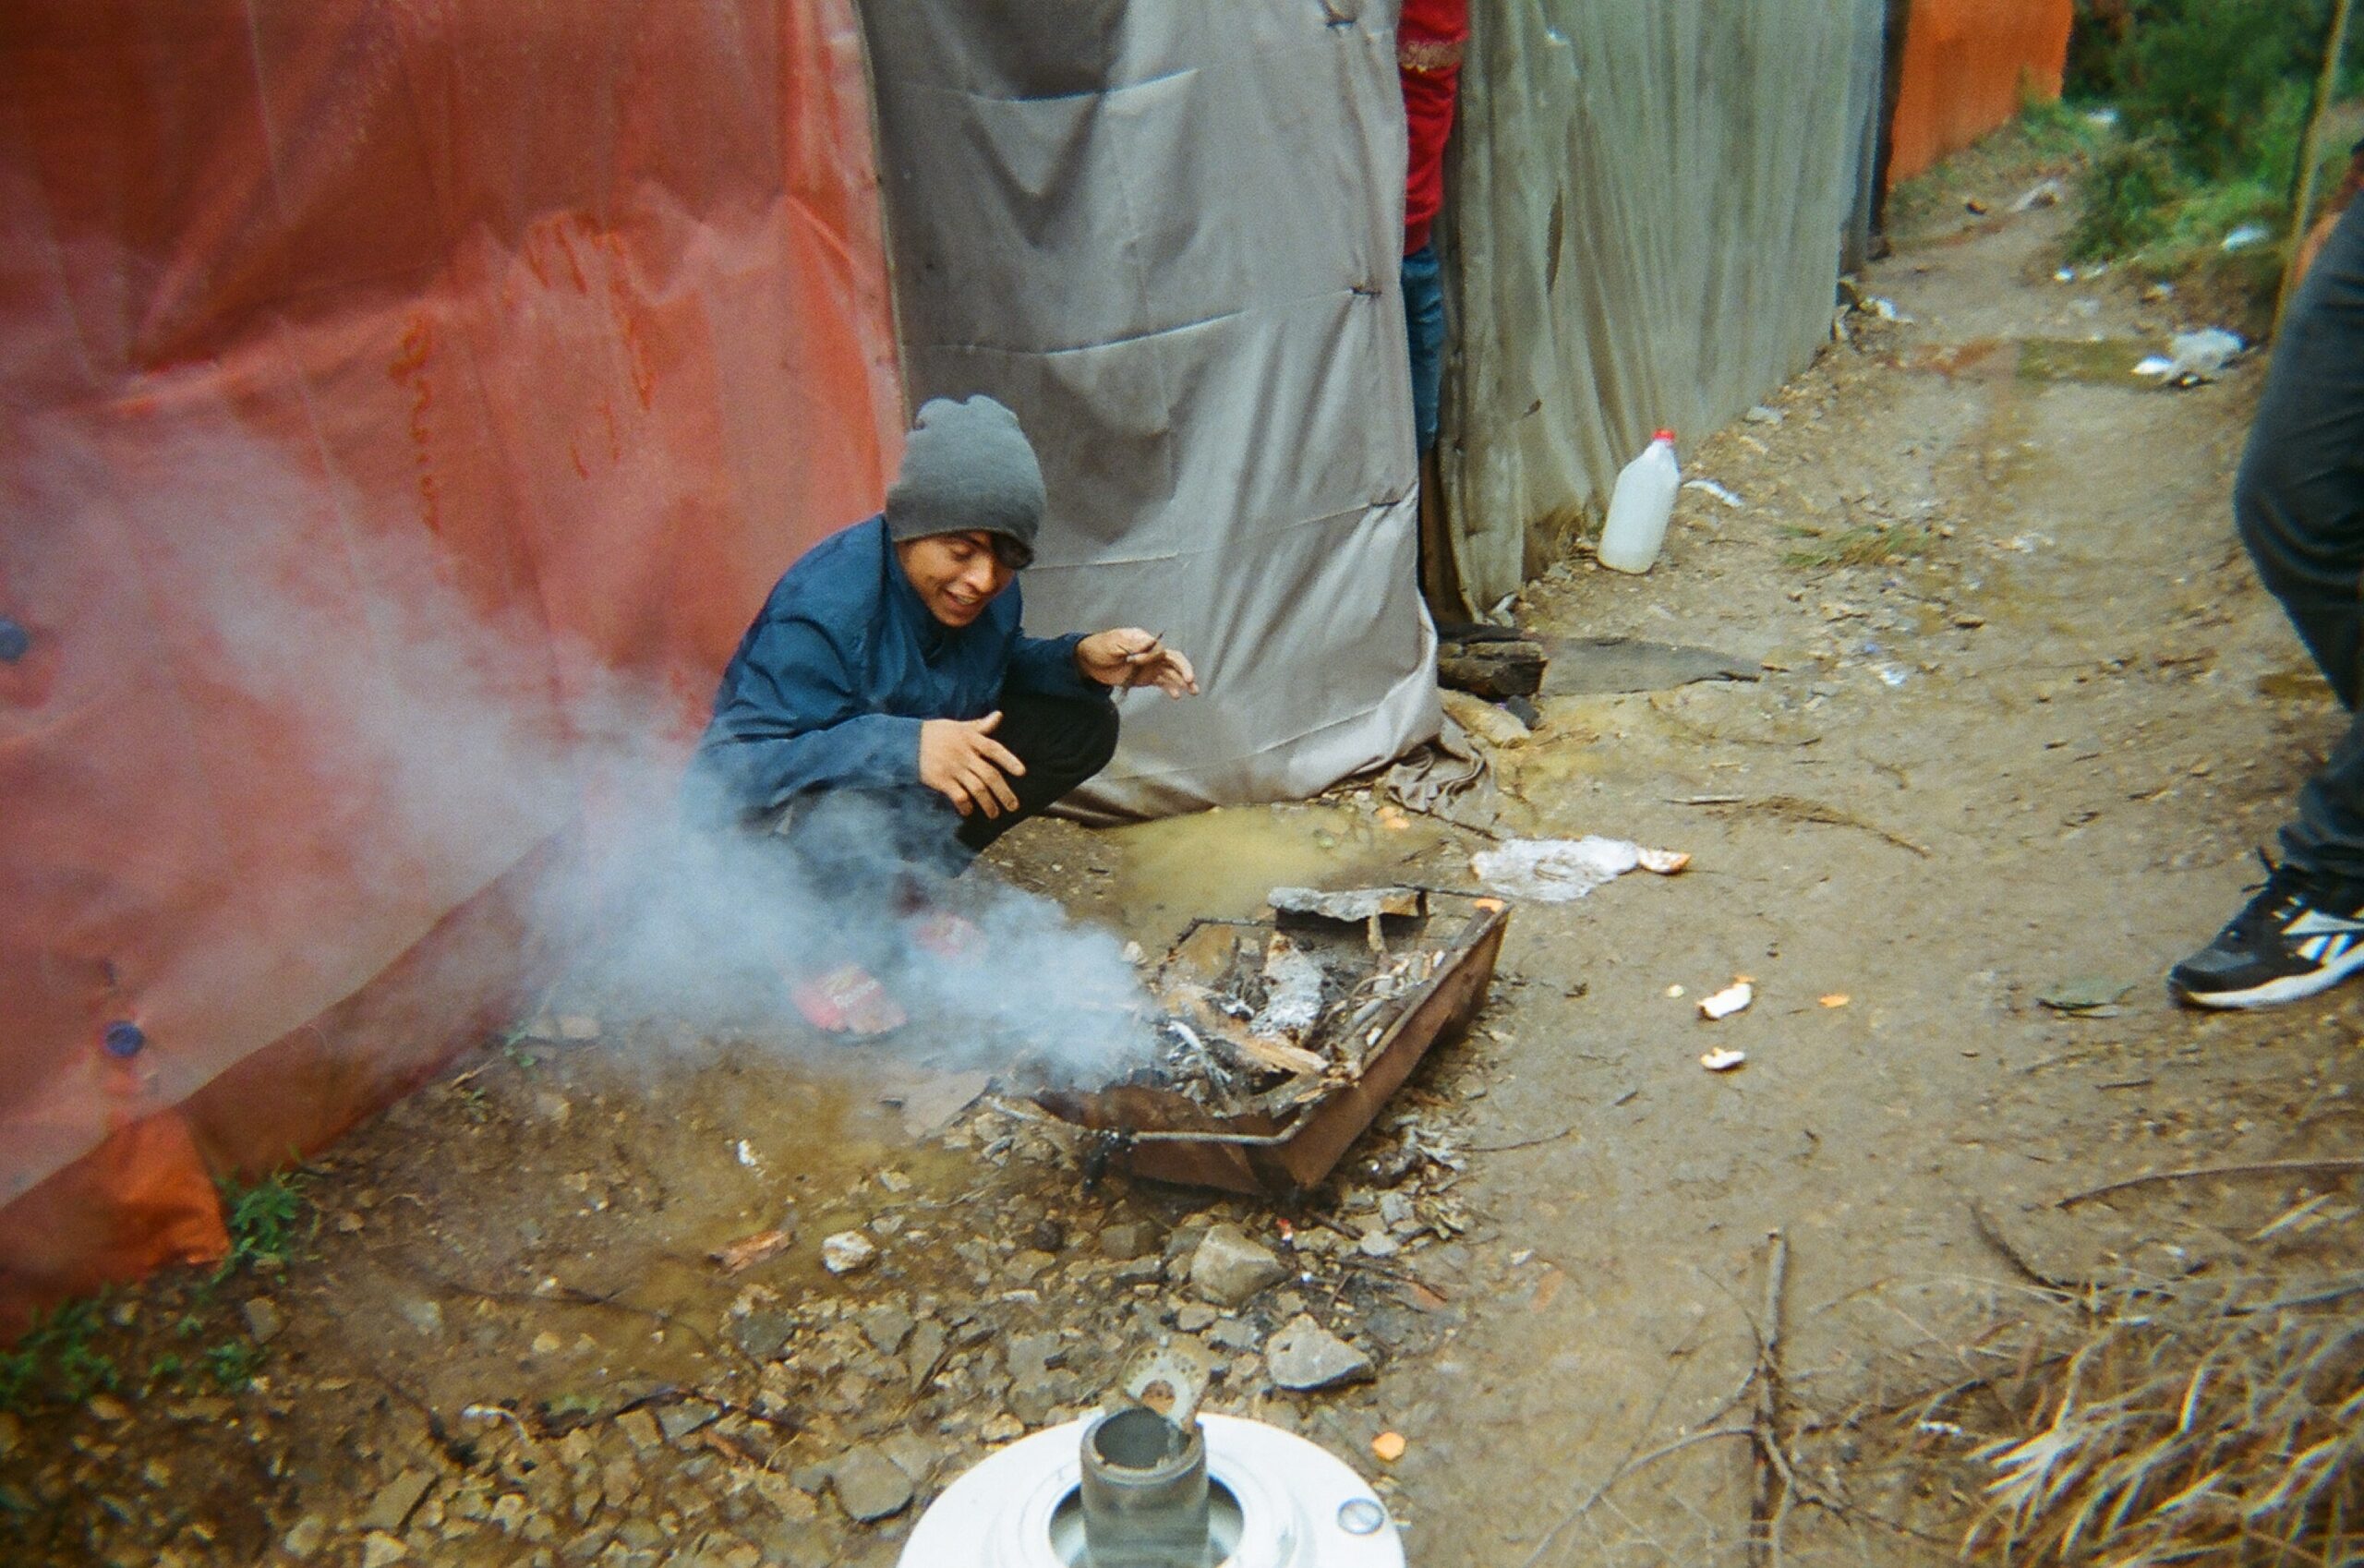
[202,1340,265,1390]
[2066,137,2182,260]
[217,1164,313,1276]
[0,1345,35,1411]
[1781,523,1931,570]
[2059,1,2357,315]
[1,1169,312,1412]
[0,1298,118,1411]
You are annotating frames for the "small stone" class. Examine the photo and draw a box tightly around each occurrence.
[1265,1314,1375,1391]
[860,1304,915,1357]
[730,1311,795,1361]
[1377,1192,1415,1230]
[1113,1258,1163,1285]
[1006,1331,1064,1382]
[1026,1218,1067,1253]
[822,1231,878,1275]
[979,1412,1025,1442]
[757,1521,832,1568]
[1099,1223,1151,1261]
[1007,1249,1055,1285]
[830,1448,914,1523]
[1357,1231,1401,1259]
[280,1515,328,1560]
[488,1492,528,1533]
[1175,1303,1217,1333]
[1208,1318,1261,1354]
[1188,1224,1285,1308]
[359,1532,410,1568]
[876,1168,913,1193]
[657,1400,718,1442]
[614,1409,662,1453]
[240,1296,284,1344]
[1744,404,1784,426]
[396,1297,444,1338]
[361,1468,436,1532]
[86,1393,132,1422]
[905,1321,947,1385]
[531,1331,563,1356]
[878,1431,939,1486]
[1006,1368,1068,1427]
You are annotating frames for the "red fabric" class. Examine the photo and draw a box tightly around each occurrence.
[1400,0,1469,255]
[0,0,902,1330]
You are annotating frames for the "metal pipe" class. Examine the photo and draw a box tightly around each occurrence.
[1079,1406,1213,1567]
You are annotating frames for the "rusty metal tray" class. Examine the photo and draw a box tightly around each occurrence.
[1034,900,1509,1200]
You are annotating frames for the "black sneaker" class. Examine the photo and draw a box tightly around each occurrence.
[2168,862,2364,1008]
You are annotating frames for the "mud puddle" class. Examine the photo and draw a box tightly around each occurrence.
[1100,803,1448,939]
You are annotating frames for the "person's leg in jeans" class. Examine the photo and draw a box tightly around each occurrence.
[2241,201,2364,880]
[2173,199,2364,1007]
[1402,242,1446,455]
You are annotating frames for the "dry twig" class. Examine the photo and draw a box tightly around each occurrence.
[2057,1157,2364,1209]
[1673,792,1932,857]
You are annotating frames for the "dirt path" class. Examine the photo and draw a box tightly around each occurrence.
[1370,193,2364,1563]
[13,173,2364,1568]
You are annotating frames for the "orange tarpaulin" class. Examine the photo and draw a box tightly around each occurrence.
[1887,0,2075,187]
[0,1,902,1331]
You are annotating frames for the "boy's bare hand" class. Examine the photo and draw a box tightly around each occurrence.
[1077,628,1200,697]
[918,711,1024,817]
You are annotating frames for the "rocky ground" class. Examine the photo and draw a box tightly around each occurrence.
[8,138,2363,1568]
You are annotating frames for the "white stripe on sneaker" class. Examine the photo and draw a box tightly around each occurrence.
[2177,940,2364,1009]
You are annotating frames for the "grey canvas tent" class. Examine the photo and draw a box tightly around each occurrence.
[857,2,1442,821]
[856,0,1891,805]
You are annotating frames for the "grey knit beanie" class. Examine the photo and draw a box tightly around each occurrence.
[884,395,1044,566]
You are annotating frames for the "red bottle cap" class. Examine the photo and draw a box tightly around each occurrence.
[1653,428,1677,444]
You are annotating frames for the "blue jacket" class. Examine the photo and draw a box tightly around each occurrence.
[693,515,1103,816]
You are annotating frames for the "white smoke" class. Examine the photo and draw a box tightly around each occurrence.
[6,393,1157,1154]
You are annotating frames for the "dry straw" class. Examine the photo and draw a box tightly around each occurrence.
[1940,1272,2364,1564]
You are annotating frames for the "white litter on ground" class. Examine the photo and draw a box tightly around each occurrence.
[1700,1048,1747,1072]
[1472,837,1690,902]
[2138,327,2245,385]
[1698,981,1754,1020]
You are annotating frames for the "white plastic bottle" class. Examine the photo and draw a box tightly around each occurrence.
[1597,429,1680,574]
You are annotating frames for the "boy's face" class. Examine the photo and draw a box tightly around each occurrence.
[894,530,1016,628]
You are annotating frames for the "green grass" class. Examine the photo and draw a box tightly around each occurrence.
[0,1167,312,1412]
[0,1298,118,1411]
[1780,524,1933,570]
[203,1340,265,1389]
[217,1164,313,1277]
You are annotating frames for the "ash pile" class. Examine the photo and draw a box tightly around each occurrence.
[1143,888,1455,1120]
[1035,887,1511,1198]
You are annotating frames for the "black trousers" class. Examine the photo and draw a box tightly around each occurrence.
[2237,199,2364,888]
[769,686,1119,885]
